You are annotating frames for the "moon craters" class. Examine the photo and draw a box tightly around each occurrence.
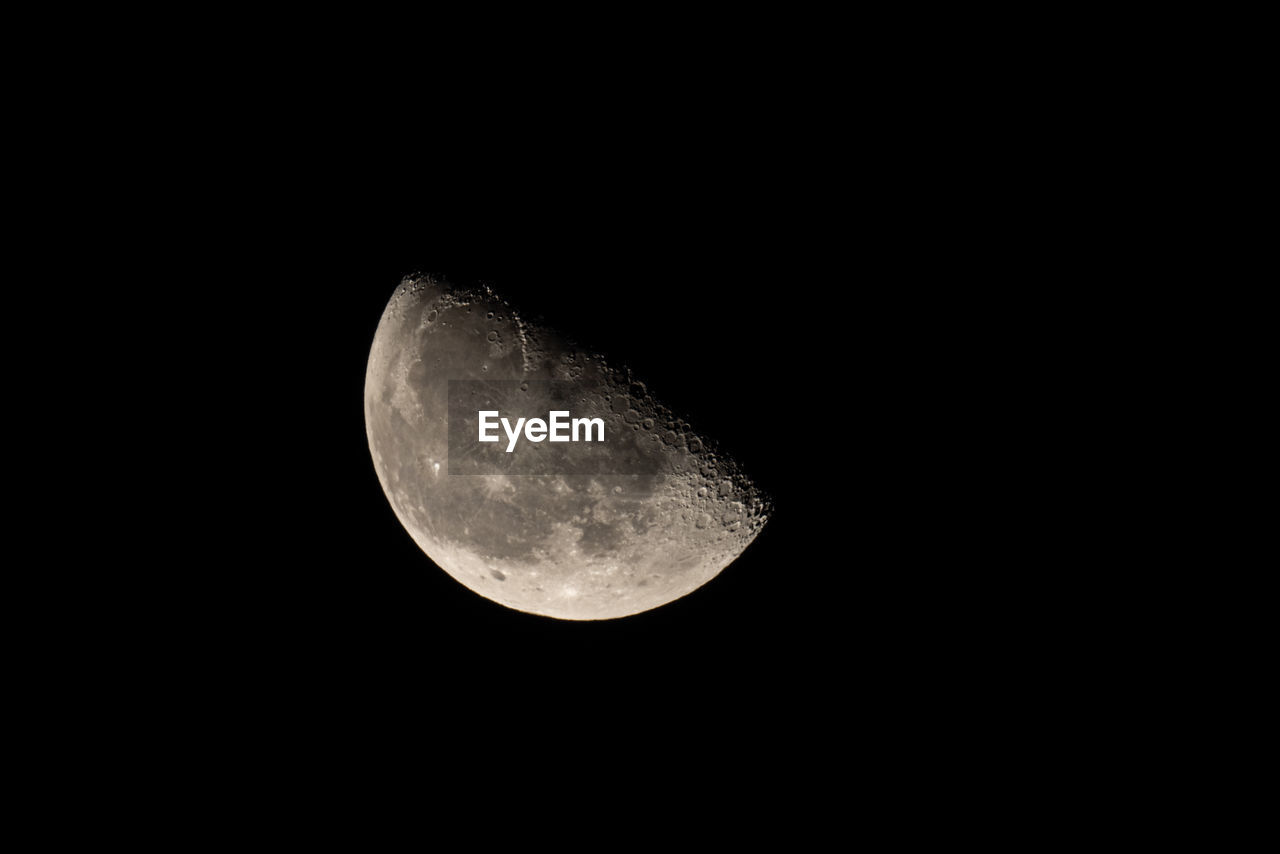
[365,273,771,620]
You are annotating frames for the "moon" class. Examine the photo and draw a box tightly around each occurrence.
[364,274,770,620]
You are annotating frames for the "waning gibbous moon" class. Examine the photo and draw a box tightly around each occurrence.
[364,274,770,620]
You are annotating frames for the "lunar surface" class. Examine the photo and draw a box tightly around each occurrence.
[364,274,770,620]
